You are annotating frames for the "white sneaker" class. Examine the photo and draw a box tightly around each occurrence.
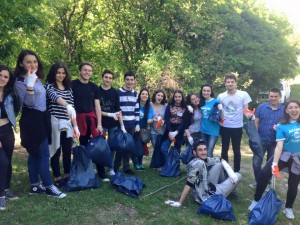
[283,208,295,219]
[248,200,258,211]
[102,178,110,182]
[108,169,115,176]
[248,183,257,189]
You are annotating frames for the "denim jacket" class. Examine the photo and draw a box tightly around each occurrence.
[1,95,17,129]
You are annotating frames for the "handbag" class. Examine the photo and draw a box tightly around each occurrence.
[139,127,151,143]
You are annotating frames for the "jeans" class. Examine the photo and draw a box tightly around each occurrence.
[151,134,158,149]
[202,134,219,157]
[254,157,300,208]
[27,138,53,187]
[0,124,15,197]
[160,133,184,163]
[252,141,276,183]
[105,127,118,169]
[220,127,243,172]
[50,131,72,178]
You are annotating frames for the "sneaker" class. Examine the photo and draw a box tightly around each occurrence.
[248,200,258,211]
[123,169,135,175]
[0,198,6,211]
[5,189,19,200]
[46,185,66,199]
[30,183,46,195]
[102,178,110,182]
[54,179,65,188]
[248,183,257,189]
[283,208,295,219]
[108,169,115,176]
[138,165,146,171]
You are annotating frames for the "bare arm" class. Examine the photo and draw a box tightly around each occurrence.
[254,117,259,130]
[273,140,284,163]
[243,103,249,117]
[94,99,103,133]
[178,185,191,204]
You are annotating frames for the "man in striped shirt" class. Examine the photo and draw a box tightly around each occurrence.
[115,71,139,174]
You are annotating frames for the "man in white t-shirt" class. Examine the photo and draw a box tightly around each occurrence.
[217,73,252,172]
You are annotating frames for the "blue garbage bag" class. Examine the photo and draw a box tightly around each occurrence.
[108,129,135,153]
[64,145,101,192]
[249,189,283,225]
[112,172,145,197]
[160,147,181,177]
[150,134,165,169]
[133,133,144,158]
[180,145,194,165]
[243,119,263,157]
[85,136,112,168]
[209,102,222,122]
[197,194,236,221]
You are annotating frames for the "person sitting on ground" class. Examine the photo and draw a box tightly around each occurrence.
[165,139,242,207]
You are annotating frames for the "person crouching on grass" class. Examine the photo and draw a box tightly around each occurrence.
[165,139,242,207]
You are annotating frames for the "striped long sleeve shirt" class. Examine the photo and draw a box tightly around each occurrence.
[118,87,139,128]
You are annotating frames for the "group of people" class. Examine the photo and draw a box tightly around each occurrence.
[0,49,299,221]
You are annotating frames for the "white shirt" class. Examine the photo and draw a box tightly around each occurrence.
[217,90,251,128]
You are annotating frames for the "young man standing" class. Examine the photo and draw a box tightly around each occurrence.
[249,88,284,187]
[72,62,108,181]
[217,73,252,172]
[99,70,126,176]
[115,71,139,175]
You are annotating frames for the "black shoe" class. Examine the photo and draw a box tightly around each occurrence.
[123,169,135,175]
[54,179,65,188]
[46,186,66,199]
[30,183,46,195]
[5,189,19,200]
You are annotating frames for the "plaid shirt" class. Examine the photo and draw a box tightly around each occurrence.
[255,102,284,143]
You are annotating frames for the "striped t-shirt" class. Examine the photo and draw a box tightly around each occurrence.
[45,83,74,120]
[118,87,139,128]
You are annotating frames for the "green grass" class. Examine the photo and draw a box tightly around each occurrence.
[1,143,299,225]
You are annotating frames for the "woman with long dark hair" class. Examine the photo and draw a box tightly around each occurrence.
[199,84,222,157]
[14,50,66,198]
[45,62,79,187]
[0,65,20,210]
[249,99,300,220]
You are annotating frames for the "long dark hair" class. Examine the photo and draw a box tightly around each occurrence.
[170,89,186,107]
[0,65,20,114]
[138,88,151,122]
[151,89,166,105]
[281,99,300,124]
[186,93,199,109]
[14,49,44,79]
[199,84,215,107]
[46,62,72,89]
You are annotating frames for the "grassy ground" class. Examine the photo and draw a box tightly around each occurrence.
[1,84,300,225]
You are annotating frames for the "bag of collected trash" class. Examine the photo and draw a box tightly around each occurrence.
[108,129,135,153]
[160,146,181,177]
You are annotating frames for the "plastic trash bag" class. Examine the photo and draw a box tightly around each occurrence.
[108,129,135,153]
[209,103,222,122]
[160,147,181,177]
[180,145,194,165]
[150,134,165,169]
[64,145,101,192]
[243,119,263,157]
[249,189,283,225]
[86,136,112,168]
[133,133,144,158]
[197,194,236,221]
[111,172,145,197]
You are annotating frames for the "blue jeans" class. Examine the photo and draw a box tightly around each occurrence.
[202,134,218,157]
[27,138,52,187]
[252,141,275,183]
[105,127,119,169]
[151,134,158,149]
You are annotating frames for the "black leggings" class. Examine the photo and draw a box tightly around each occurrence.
[50,131,72,178]
[254,157,300,208]
[0,123,15,197]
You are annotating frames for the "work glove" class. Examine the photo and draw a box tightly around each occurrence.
[188,136,194,145]
[66,104,76,120]
[187,105,193,113]
[27,72,38,88]
[121,125,127,133]
[217,104,223,111]
[165,200,181,207]
[272,162,281,179]
[135,124,140,132]
[108,112,118,120]
[169,131,178,140]
[221,160,238,184]
[73,126,80,139]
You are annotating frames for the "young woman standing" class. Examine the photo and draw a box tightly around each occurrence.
[0,65,20,211]
[45,62,79,187]
[14,50,66,198]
